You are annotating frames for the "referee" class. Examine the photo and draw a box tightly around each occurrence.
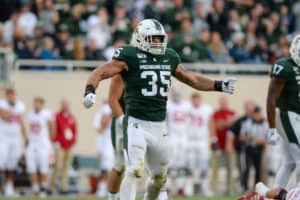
[228,100,254,187]
[240,106,268,191]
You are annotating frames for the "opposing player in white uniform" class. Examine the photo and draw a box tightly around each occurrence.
[166,89,188,195]
[186,93,214,196]
[26,97,54,196]
[239,182,300,200]
[94,102,113,197]
[0,88,26,197]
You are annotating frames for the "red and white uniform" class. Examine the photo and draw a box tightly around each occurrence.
[186,103,214,171]
[26,109,53,174]
[94,105,113,171]
[287,186,300,200]
[167,100,188,168]
[0,99,25,170]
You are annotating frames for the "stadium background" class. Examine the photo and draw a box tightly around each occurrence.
[0,0,297,199]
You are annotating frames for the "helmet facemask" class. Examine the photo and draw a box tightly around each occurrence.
[145,34,168,55]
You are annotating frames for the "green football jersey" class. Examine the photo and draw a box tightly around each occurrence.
[112,45,180,121]
[271,57,300,114]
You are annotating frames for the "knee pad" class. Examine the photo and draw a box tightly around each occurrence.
[152,173,167,187]
[125,163,144,178]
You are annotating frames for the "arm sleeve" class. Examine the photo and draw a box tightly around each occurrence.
[44,110,54,121]
[169,49,182,75]
[240,120,249,136]
[270,62,292,78]
[93,113,100,130]
[112,45,129,63]
[102,104,112,116]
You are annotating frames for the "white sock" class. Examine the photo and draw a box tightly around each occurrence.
[32,183,40,193]
[108,192,119,200]
[158,189,168,200]
[98,182,107,192]
[120,174,137,200]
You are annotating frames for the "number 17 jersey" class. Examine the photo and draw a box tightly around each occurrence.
[113,45,181,121]
[271,57,300,114]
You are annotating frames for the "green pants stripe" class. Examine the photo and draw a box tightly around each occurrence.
[280,111,300,147]
[110,117,117,150]
[123,115,129,152]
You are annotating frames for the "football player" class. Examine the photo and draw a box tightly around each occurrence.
[83,19,236,200]
[26,97,54,196]
[266,34,300,187]
[166,88,188,196]
[186,93,214,196]
[94,101,113,197]
[0,88,26,197]
[107,75,168,200]
[238,182,299,200]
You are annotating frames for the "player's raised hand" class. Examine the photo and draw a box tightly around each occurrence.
[222,77,237,94]
[83,85,96,109]
[267,128,280,145]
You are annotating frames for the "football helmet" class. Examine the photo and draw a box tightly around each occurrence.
[290,34,300,66]
[130,19,168,55]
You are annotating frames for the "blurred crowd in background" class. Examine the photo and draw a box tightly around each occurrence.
[0,0,298,64]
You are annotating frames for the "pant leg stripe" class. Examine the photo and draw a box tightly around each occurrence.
[123,115,129,152]
[280,111,300,147]
[110,117,116,150]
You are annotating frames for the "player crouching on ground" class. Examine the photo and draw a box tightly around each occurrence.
[238,182,298,200]
[83,19,236,200]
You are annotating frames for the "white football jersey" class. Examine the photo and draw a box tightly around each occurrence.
[287,186,300,200]
[0,99,25,137]
[27,109,53,145]
[187,103,213,141]
[167,100,188,137]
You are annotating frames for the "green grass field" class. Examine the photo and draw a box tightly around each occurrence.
[0,197,235,200]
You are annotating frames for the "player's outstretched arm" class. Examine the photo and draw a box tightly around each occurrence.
[108,75,124,117]
[83,60,127,109]
[173,65,236,94]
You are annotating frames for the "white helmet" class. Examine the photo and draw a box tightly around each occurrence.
[290,34,300,66]
[130,19,168,55]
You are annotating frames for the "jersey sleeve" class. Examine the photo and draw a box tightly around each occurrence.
[270,60,293,78]
[240,119,250,136]
[112,45,130,63]
[93,112,101,129]
[102,104,112,116]
[167,48,181,75]
[44,109,53,121]
[0,100,6,109]
[18,101,25,114]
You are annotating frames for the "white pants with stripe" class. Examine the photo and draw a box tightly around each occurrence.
[123,116,172,178]
[275,110,300,187]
